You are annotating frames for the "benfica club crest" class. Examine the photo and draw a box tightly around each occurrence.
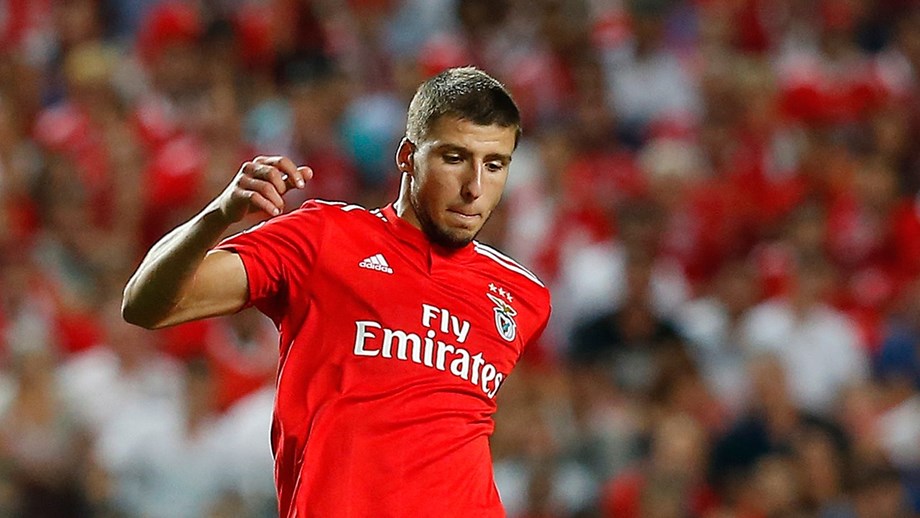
[486,292,517,342]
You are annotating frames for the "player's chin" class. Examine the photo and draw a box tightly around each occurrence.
[434,225,478,248]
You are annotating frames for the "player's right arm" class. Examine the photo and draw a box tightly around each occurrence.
[122,156,312,329]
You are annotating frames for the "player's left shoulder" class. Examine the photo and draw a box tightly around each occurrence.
[471,241,551,310]
[306,198,390,228]
[308,199,378,218]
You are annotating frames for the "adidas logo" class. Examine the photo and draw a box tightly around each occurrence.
[359,253,393,274]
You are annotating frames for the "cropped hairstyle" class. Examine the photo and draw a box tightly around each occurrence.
[405,67,521,147]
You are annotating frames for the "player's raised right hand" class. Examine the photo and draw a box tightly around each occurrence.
[216,156,313,223]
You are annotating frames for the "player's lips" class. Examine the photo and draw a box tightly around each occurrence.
[447,209,481,221]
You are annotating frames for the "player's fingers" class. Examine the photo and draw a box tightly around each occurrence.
[242,176,285,212]
[279,160,306,189]
[281,168,311,190]
[257,156,304,189]
[252,164,287,195]
[246,191,281,217]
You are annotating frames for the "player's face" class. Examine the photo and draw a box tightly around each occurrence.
[401,116,516,248]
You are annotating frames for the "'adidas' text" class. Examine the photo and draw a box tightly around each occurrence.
[359,253,393,274]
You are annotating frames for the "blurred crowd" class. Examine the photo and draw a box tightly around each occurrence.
[0,0,919,516]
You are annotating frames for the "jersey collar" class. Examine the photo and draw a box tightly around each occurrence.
[380,203,477,265]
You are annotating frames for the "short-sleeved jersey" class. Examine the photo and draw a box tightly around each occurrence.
[215,200,551,517]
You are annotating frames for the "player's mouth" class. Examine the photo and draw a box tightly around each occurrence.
[447,209,481,224]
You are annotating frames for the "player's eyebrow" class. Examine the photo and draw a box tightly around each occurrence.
[435,144,512,165]
[434,143,468,155]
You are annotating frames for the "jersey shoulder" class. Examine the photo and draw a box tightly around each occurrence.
[297,199,388,225]
[471,241,550,300]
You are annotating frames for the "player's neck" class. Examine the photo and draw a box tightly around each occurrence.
[394,173,422,231]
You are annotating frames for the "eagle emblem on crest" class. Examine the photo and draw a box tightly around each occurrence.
[486,293,517,342]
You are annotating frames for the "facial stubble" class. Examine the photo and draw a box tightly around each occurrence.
[409,187,489,249]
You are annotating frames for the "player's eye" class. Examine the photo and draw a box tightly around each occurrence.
[486,162,505,173]
[443,154,463,164]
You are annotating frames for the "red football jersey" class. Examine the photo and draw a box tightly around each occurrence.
[216,200,552,517]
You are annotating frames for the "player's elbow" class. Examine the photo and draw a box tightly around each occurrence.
[121,289,167,330]
[121,300,154,329]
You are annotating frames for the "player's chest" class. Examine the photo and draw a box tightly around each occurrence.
[311,236,526,367]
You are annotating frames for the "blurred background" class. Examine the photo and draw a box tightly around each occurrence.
[0,0,919,516]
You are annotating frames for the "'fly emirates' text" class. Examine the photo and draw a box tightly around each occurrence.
[353,304,507,399]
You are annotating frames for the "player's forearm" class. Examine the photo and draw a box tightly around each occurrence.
[122,204,232,329]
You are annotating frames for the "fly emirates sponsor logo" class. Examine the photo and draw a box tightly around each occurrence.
[353,304,506,399]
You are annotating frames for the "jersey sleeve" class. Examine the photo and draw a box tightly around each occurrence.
[214,201,327,323]
[520,287,552,361]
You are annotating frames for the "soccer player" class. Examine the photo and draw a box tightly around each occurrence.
[122,67,552,516]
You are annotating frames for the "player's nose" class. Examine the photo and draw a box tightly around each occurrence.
[461,163,483,201]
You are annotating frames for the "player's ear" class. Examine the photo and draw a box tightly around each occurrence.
[396,137,415,175]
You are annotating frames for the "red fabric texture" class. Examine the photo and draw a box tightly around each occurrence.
[215,200,551,517]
